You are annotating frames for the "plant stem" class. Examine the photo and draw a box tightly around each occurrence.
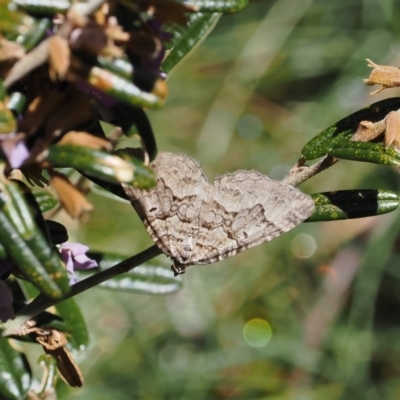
[1,244,162,337]
[282,155,339,186]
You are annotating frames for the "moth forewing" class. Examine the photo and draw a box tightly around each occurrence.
[124,151,315,274]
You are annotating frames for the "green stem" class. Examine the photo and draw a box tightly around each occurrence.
[1,245,162,337]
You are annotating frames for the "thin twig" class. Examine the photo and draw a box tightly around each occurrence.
[4,40,50,88]
[1,244,162,337]
[282,155,339,187]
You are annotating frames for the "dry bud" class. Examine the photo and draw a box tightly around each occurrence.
[364,59,400,94]
[352,111,400,151]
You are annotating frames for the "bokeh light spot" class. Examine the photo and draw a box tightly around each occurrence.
[243,318,272,347]
[237,114,263,140]
[291,234,316,259]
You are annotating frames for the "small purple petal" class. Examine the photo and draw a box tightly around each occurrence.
[10,140,29,168]
[0,135,30,169]
[72,253,98,270]
[0,280,15,322]
[61,242,98,285]
[61,242,89,257]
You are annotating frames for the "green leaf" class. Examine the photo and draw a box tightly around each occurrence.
[97,57,166,101]
[0,219,64,297]
[0,181,70,297]
[98,57,133,80]
[115,148,157,189]
[0,80,6,102]
[307,190,399,222]
[81,146,157,199]
[0,104,16,134]
[20,18,51,51]
[185,0,248,13]
[99,264,182,294]
[0,212,64,298]
[0,339,31,400]
[0,245,6,260]
[301,98,400,160]
[0,5,29,40]
[36,355,58,396]
[328,141,400,166]
[162,13,221,74]
[11,0,70,15]
[33,191,58,213]
[79,253,182,295]
[46,144,135,184]
[88,67,163,108]
[55,299,89,351]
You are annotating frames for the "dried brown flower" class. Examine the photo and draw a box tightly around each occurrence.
[364,59,400,94]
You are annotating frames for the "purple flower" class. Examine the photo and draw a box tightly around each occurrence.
[0,134,30,169]
[0,280,15,322]
[61,242,98,285]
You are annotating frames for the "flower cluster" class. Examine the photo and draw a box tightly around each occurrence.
[1,0,191,216]
[0,0,192,321]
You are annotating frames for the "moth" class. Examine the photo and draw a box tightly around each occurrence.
[124,152,315,274]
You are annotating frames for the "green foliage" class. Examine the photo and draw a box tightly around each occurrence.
[1,181,70,296]
[33,191,58,213]
[88,67,165,108]
[46,145,142,185]
[55,299,89,351]
[309,190,399,222]
[79,253,183,294]
[20,18,50,51]
[0,191,69,298]
[302,98,400,160]
[162,13,221,73]
[329,141,400,166]
[12,0,70,14]
[0,339,31,400]
[186,0,248,13]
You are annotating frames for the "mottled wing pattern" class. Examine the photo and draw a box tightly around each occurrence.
[125,152,315,273]
[123,179,172,256]
[123,152,209,259]
[153,152,210,265]
[192,170,315,264]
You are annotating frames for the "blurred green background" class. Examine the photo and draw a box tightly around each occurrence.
[59,1,400,398]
